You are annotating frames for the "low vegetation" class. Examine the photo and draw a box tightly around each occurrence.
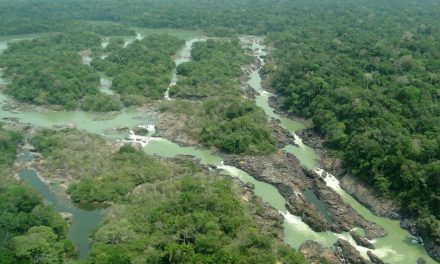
[30,128,306,263]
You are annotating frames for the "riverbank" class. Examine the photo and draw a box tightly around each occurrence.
[2,33,437,263]
[260,42,440,263]
[268,94,440,262]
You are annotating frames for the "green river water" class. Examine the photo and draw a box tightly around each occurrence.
[0,33,436,263]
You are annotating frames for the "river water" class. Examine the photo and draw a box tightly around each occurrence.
[0,34,436,263]
[16,151,108,259]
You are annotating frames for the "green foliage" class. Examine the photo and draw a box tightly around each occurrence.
[29,128,305,262]
[197,96,276,154]
[91,34,184,104]
[12,226,66,264]
[0,125,22,174]
[30,129,65,155]
[80,23,136,36]
[86,176,306,264]
[170,39,252,98]
[80,94,122,112]
[0,184,69,263]
[265,3,440,239]
[67,145,173,203]
[0,31,102,110]
[31,130,173,203]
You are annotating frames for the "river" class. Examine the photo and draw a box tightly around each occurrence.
[0,33,436,263]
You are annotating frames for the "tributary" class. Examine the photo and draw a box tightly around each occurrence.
[0,33,435,263]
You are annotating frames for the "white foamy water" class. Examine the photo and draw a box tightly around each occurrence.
[101,38,109,49]
[314,169,343,193]
[123,33,143,48]
[120,124,156,147]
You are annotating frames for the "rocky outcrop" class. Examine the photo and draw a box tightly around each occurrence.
[299,240,341,264]
[367,251,385,264]
[420,233,440,262]
[154,112,202,148]
[351,231,375,249]
[225,151,386,239]
[400,219,440,262]
[297,129,401,220]
[335,239,371,264]
[304,169,386,239]
[417,257,427,264]
[287,194,330,232]
[339,174,400,219]
[243,83,260,99]
[270,119,297,148]
[233,178,285,240]
[224,150,312,196]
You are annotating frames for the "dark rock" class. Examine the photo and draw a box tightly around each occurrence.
[244,182,255,190]
[305,168,386,239]
[421,232,440,262]
[225,153,386,239]
[389,212,400,220]
[299,240,341,264]
[340,174,399,219]
[400,219,419,235]
[287,194,330,232]
[416,257,427,264]
[132,126,149,136]
[335,239,371,264]
[244,83,259,100]
[155,112,202,148]
[270,119,297,148]
[351,231,375,249]
[367,251,385,264]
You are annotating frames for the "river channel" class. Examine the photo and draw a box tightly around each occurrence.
[0,32,436,263]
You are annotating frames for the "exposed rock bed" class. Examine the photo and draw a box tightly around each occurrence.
[350,231,375,249]
[154,111,202,148]
[270,119,297,148]
[335,239,371,264]
[224,152,385,239]
[299,240,341,264]
[367,251,385,264]
[304,169,385,239]
[234,178,285,240]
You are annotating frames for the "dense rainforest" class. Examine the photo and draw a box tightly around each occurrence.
[0,30,115,110]
[171,39,251,98]
[91,34,184,105]
[0,0,439,262]
[261,2,440,244]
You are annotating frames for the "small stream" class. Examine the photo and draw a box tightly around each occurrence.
[164,37,207,100]
[16,151,108,259]
[0,34,436,263]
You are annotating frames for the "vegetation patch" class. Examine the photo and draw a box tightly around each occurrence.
[170,39,252,99]
[0,31,102,110]
[91,34,184,105]
[0,126,75,263]
[265,22,440,239]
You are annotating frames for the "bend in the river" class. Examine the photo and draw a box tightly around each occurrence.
[0,33,436,263]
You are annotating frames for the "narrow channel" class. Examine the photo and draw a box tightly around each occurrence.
[1,34,436,263]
